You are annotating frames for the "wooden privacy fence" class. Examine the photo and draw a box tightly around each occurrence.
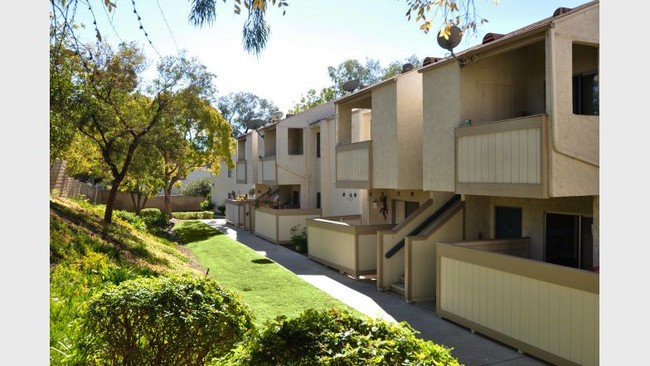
[50,160,205,212]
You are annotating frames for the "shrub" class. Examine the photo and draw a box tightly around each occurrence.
[114,210,146,231]
[139,208,169,229]
[72,275,255,366]
[289,224,307,253]
[179,176,212,197]
[223,308,460,366]
[201,194,216,211]
[172,211,215,220]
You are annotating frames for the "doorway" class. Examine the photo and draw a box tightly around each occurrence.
[495,206,522,239]
[544,213,593,269]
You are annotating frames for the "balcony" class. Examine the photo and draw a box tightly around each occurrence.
[260,155,277,184]
[455,114,547,198]
[255,207,321,244]
[335,140,371,189]
[236,160,247,184]
[436,241,598,365]
[307,217,393,278]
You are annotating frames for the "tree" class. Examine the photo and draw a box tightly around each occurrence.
[120,139,166,215]
[288,87,336,114]
[150,58,236,218]
[217,92,278,136]
[290,55,423,113]
[179,176,213,197]
[50,36,211,224]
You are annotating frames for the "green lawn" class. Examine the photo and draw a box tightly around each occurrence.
[180,221,360,327]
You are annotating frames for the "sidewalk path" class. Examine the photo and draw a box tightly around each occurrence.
[202,219,549,366]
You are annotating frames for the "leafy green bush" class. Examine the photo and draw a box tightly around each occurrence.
[114,210,146,231]
[140,208,169,229]
[201,194,216,211]
[179,176,212,197]
[173,211,215,220]
[72,275,255,366]
[289,224,307,253]
[221,308,460,366]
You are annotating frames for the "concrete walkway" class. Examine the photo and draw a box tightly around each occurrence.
[201,219,549,366]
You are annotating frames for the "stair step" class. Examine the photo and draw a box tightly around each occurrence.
[390,282,405,296]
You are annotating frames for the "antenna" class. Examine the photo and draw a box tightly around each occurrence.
[342,79,360,93]
[271,111,284,120]
[247,118,265,130]
[437,25,462,53]
[437,25,476,66]
[401,63,414,73]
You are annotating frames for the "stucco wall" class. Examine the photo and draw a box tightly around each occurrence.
[548,3,599,197]
[395,71,423,189]
[371,85,398,188]
[211,160,254,206]
[422,62,461,192]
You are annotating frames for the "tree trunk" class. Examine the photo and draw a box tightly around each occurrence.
[103,180,123,224]
[163,186,173,219]
[163,176,180,219]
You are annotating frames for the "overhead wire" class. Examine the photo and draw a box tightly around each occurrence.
[156,0,180,54]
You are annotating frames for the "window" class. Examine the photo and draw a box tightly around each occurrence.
[316,192,321,209]
[288,128,304,155]
[573,72,599,115]
[316,132,321,158]
[227,169,232,178]
[572,43,599,116]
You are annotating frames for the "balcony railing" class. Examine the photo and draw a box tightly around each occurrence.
[254,207,321,244]
[436,242,598,366]
[455,114,547,198]
[260,155,277,184]
[307,218,393,278]
[335,140,372,189]
[236,160,247,183]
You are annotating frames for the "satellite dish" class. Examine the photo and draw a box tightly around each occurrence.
[401,63,414,73]
[437,25,462,52]
[271,111,284,120]
[247,118,265,129]
[342,79,360,93]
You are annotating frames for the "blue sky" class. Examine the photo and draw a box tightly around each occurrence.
[69,0,590,113]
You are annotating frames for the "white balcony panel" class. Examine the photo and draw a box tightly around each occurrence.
[262,156,276,182]
[336,141,371,187]
[236,161,247,183]
[458,127,541,184]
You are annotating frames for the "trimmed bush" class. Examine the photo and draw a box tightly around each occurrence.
[140,208,169,229]
[72,275,255,366]
[172,211,215,220]
[222,308,460,366]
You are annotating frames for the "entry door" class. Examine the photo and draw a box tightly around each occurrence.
[545,213,593,269]
[495,206,522,239]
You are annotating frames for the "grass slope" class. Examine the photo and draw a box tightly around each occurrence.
[180,222,360,327]
[49,197,198,364]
